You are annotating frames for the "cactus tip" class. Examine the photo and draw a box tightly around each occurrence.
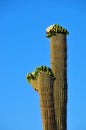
[46,24,69,38]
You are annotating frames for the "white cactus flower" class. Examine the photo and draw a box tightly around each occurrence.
[46,24,54,32]
[32,72,35,75]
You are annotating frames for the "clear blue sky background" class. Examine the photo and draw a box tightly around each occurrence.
[0,0,86,130]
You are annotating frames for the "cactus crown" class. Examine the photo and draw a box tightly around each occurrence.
[46,24,69,38]
[26,66,56,83]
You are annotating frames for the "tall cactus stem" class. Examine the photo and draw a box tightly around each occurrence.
[50,33,67,130]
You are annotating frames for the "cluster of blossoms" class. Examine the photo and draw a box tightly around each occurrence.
[26,66,56,83]
[46,24,69,37]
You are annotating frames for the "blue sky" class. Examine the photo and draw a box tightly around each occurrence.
[0,0,86,130]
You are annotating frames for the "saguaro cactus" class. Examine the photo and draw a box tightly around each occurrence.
[26,66,57,130]
[46,24,68,130]
[26,24,69,130]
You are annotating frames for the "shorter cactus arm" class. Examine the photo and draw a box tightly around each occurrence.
[38,72,57,130]
[26,66,56,130]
